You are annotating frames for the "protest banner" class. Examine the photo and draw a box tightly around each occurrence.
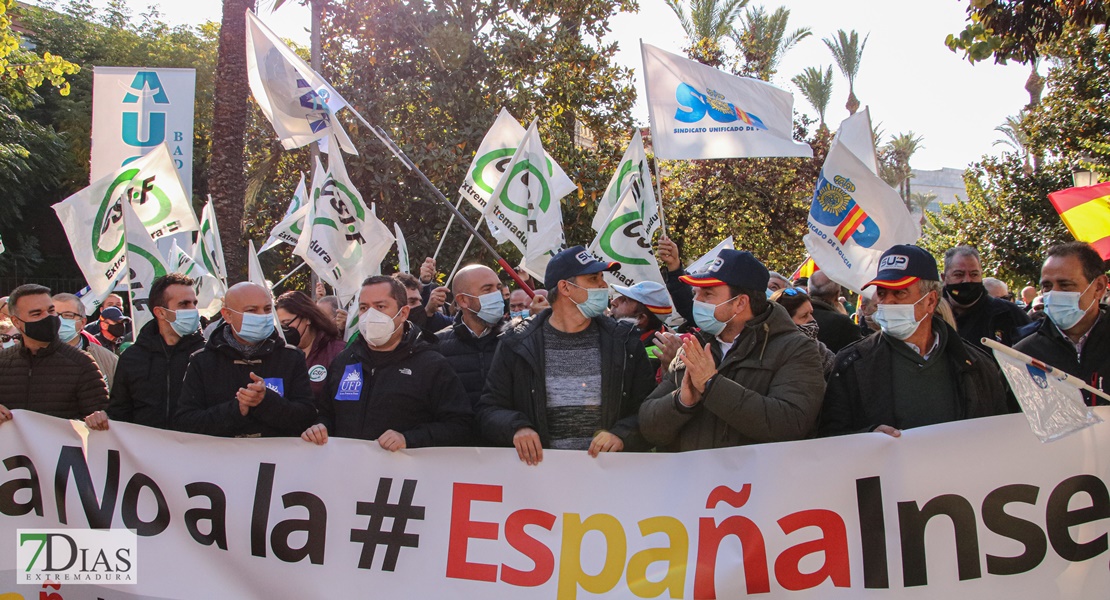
[1,409,1107,598]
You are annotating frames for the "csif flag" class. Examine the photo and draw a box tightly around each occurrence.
[247,239,286,342]
[459,108,575,243]
[294,136,395,299]
[642,42,812,160]
[483,120,573,280]
[245,10,357,154]
[121,200,171,331]
[166,239,223,318]
[589,186,665,288]
[803,131,920,295]
[260,173,309,252]
[593,129,661,238]
[394,223,410,274]
[193,199,229,288]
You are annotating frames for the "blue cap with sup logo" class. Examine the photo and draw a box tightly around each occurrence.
[544,246,620,286]
[864,244,939,289]
[679,249,770,291]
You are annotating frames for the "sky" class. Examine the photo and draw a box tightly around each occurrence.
[42,0,1035,171]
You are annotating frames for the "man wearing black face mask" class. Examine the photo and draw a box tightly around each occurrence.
[0,284,108,428]
[942,246,1030,352]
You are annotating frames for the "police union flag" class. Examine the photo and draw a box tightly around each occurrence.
[642,43,812,160]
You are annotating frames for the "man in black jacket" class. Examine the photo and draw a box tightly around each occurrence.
[105,274,206,429]
[477,247,656,464]
[1015,241,1109,405]
[302,275,473,450]
[436,265,508,407]
[820,245,1010,437]
[175,282,316,437]
[807,270,862,352]
[942,245,1030,351]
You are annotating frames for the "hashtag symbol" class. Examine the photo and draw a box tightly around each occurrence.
[350,478,425,571]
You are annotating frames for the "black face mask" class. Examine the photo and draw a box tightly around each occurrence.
[22,314,60,343]
[282,325,302,347]
[945,281,986,306]
[106,321,129,337]
[407,306,428,329]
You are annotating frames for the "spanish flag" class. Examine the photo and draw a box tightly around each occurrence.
[1049,181,1110,260]
[790,256,819,281]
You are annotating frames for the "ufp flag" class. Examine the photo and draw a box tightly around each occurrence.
[483,120,572,280]
[589,187,665,288]
[1048,181,1110,260]
[193,199,228,286]
[245,10,356,154]
[54,145,198,312]
[459,108,575,243]
[832,107,879,176]
[166,239,223,318]
[642,43,812,160]
[685,236,734,275]
[394,223,410,274]
[593,129,660,238]
[294,138,395,299]
[990,344,1103,442]
[803,135,920,294]
[121,200,171,331]
[260,173,308,252]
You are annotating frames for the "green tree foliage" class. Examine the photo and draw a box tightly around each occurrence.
[731,5,810,81]
[823,29,868,115]
[791,65,833,128]
[946,0,1109,64]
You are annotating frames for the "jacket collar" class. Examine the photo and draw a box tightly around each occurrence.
[135,318,204,353]
[206,322,281,358]
[704,302,796,366]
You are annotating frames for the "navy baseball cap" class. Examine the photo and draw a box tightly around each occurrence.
[679,249,770,290]
[544,246,620,285]
[100,306,127,321]
[864,244,939,289]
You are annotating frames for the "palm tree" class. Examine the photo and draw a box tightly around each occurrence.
[665,0,749,63]
[909,192,937,226]
[731,6,811,80]
[994,112,1033,174]
[823,29,869,115]
[791,65,833,128]
[884,131,924,206]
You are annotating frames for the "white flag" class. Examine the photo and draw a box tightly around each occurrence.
[484,120,572,280]
[685,236,735,274]
[459,108,575,243]
[247,239,287,342]
[0,234,5,255]
[593,129,660,238]
[833,107,879,176]
[294,137,395,299]
[991,347,1103,442]
[193,199,229,286]
[122,200,172,331]
[394,223,410,274]
[803,134,920,294]
[260,173,308,252]
[589,187,665,288]
[167,239,223,318]
[642,43,812,160]
[245,10,357,154]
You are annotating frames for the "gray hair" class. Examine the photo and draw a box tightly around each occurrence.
[982,277,1007,297]
[943,245,980,274]
[768,271,792,288]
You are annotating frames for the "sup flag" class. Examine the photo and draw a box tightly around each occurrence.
[990,344,1103,442]
[1048,181,1110,259]
[803,131,919,294]
[245,10,357,155]
[166,239,223,318]
[394,223,410,274]
[121,200,171,330]
[589,186,665,288]
[459,108,575,243]
[294,136,395,299]
[685,236,735,275]
[260,173,309,252]
[593,129,661,238]
[483,120,573,280]
[193,199,229,288]
[54,144,199,313]
[833,107,879,176]
[642,43,812,160]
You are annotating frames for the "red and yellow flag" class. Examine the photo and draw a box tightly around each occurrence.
[1048,181,1110,259]
[790,256,819,281]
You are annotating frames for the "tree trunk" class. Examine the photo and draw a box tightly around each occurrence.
[1025,63,1045,172]
[845,88,859,115]
[209,0,256,282]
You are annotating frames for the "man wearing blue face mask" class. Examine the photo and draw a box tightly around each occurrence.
[819,244,1010,437]
[477,246,656,463]
[100,274,207,430]
[1015,241,1109,405]
[175,282,316,437]
[436,265,510,409]
[639,249,825,450]
[53,293,117,392]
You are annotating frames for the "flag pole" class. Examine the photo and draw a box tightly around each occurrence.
[272,261,309,292]
[445,234,475,289]
[344,109,536,297]
[982,338,1110,403]
[652,153,668,237]
[432,197,465,261]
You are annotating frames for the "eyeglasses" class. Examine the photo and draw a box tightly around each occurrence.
[0,333,22,343]
[58,312,83,320]
[781,288,807,297]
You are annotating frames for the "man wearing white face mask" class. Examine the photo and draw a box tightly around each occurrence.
[436,265,510,408]
[53,293,117,391]
[819,244,1009,437]
[639,249,826,450]
[175,282,317,437]
[1015,241,1109,405]
[302,275,474,450]
[99,274,207,430]
[477,246,656,463]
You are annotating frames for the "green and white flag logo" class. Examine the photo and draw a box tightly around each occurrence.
[122,199,171,330]
[592,129,660,238]
[589,186,665,288]
[260,173,308,252]
[167,239,223,318]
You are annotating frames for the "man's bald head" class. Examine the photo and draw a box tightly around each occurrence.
[808,271,839,302]
[452,265,500,297]
[224,282,272,312]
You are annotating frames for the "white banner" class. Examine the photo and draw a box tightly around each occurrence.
[642,43,812,160]
[91,67,197,198]
[166,239,222,318]
[589,187,665,289]
[1,410,1108,598]
[593,130,660,238]
[121,200,171,330]
[260,173,308,252]
[685,236,734,275]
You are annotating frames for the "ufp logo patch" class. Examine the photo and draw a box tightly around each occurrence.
[878,254,909,271]
[17,529,137,585]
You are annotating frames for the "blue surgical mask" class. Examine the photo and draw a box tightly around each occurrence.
[1044,281,1097,331]
[873,293,930,341]
[462,291,505,325]
[510,309,530,320]
[58,317,80,343]
[568,281,609,319]
[228,309,275,344]
[166,308,200,336]
[692,295,739,336]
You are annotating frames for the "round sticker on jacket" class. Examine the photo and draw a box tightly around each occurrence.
[309,365,328,382]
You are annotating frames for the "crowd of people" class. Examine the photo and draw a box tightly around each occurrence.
[0,238,1106,464]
